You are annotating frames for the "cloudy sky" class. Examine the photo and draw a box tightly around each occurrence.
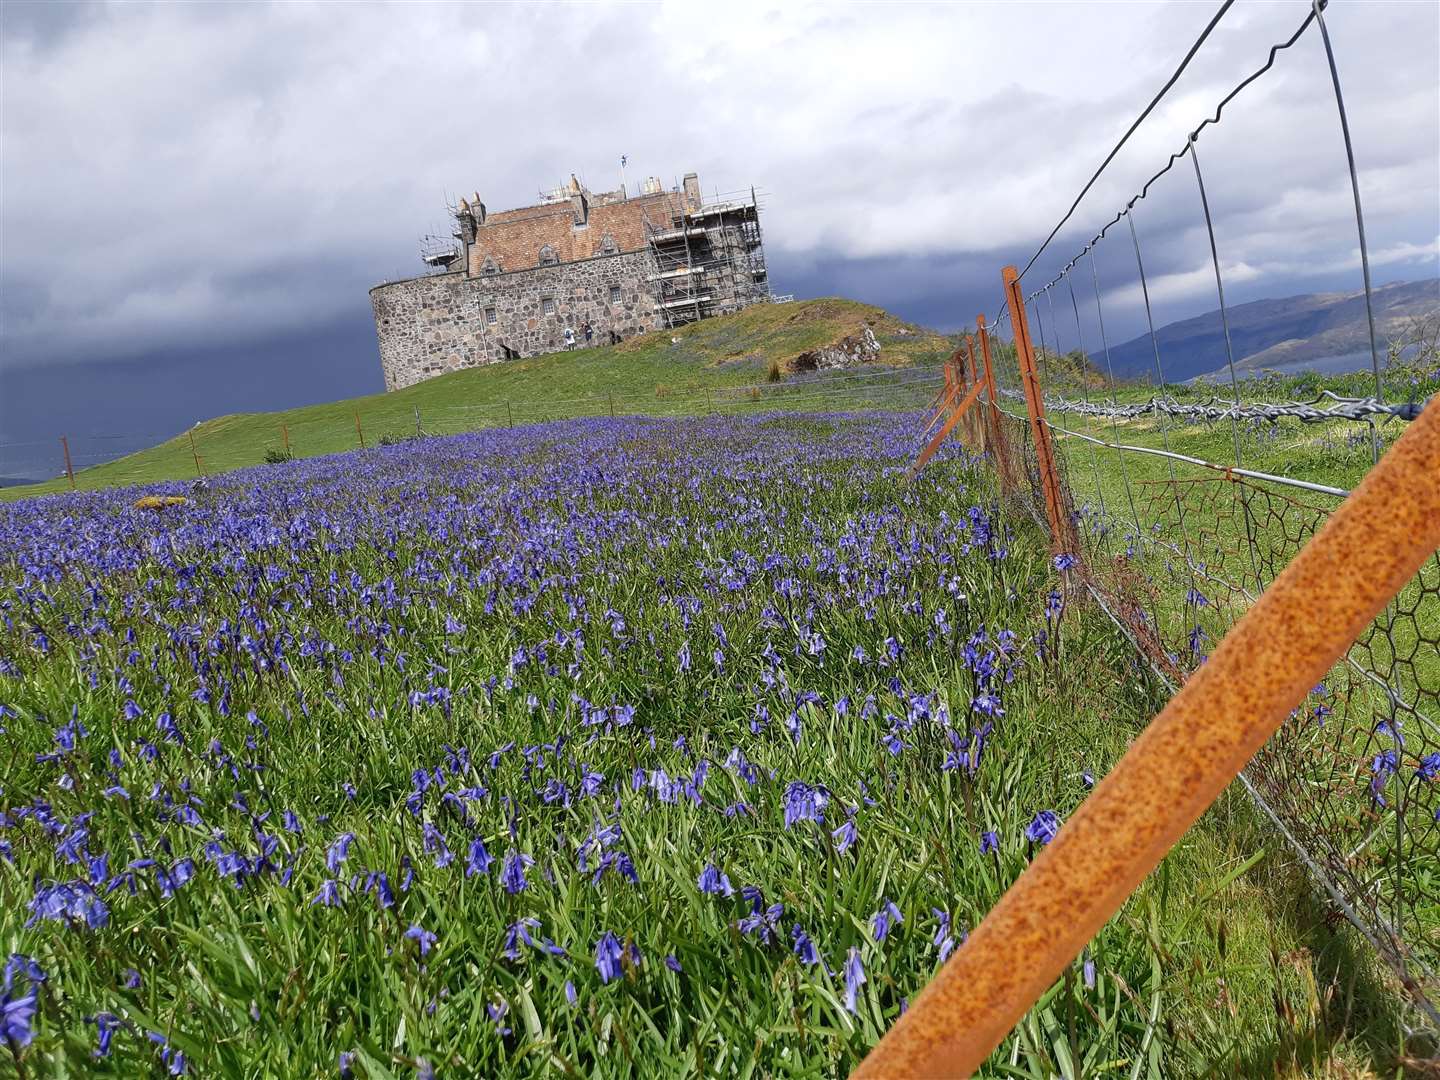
[2,0,1437,479]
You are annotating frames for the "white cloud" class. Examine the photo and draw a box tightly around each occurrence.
[1102,260,1263,311]
[0,0,1436,367]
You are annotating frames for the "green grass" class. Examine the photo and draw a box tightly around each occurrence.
[3,298,952,500]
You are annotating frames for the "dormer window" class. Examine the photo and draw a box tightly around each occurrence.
[481,256,499,275]
[599,233,617,255]
[538,245,559,266]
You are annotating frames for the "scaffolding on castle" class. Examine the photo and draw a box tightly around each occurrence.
[642,186,769,329]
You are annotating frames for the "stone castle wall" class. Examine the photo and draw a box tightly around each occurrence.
[371,250,658,391]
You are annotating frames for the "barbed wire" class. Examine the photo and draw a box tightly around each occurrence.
[1034,389,1432,425]
[1023,2,1322,300]
[1015,0,1237,283]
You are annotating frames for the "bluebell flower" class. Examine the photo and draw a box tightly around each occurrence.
[1025,810,1061,845]
[832,819,858,854]
[665,954,683,973]
[503,918,539,959]
[872,899,903,942]
[843,947,866,1013]
[326,833,356,875]
[2,954,43,1049]
[405,923,437,956]
[1370,750,1398,805]
[466,836,493,876]
[29,879,109,929]
[148,1031,187,1076]
[790,925,821,967]
[89,1011,122,1058]
[501,849,533,893]
[697,863,734,897]
[932,908,955,961]
[487,999,510,1036]
[979,830,999,854]
[782,781,828,828]
[312,879,342,907]
[595,931,623,983]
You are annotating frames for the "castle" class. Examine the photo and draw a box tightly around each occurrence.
[370,171,770,390]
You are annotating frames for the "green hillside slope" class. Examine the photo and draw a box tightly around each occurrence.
[6,299,952,500]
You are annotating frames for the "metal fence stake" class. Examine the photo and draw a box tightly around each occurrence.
[975,315,1014,494]
[856,398,1440,1079]
[910,381,985,479]
[187,430,204,476]
[61,436,76,489]
[1003,266,1075,554]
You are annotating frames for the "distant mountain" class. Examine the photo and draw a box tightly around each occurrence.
[1103,278,1439,383]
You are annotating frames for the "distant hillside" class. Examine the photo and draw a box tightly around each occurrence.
[1105,278,1439,383]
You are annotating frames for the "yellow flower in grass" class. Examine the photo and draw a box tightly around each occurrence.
[133,495,188,510]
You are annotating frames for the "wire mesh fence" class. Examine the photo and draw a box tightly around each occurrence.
[893,0,1440,1055]
[979,316,1440,1025]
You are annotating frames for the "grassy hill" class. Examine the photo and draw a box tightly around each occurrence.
[4,299,952,501]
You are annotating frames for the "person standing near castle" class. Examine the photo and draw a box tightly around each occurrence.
[563,326,576,349]
[582,321,593,346]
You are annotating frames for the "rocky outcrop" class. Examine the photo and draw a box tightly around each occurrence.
[791,326,881,372]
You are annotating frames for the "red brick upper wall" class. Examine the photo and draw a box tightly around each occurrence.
[467,191,683,276]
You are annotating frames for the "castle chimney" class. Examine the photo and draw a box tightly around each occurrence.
[472,192,486,226]
[570,189,588,226]
[682,172,701,211]
[455,198,477,244]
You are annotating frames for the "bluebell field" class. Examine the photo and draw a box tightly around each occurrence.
[1,413,1155,1076]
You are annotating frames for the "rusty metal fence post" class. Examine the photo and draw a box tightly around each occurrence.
[910,378,985,479]
[962,335,983,451]
[924,349,962,437]
[1003,265,1076,555]
[975,315,1014,495]
[60,435,76,490]
[858,398,1440,1078]
[187,430,204,477]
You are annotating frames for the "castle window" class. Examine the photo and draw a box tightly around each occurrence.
[481,257,499,275]
[485,306,497,325]
[599,233,617,255]
[609,285,622,304]
[538,245,559,267]
[541,297,556,315]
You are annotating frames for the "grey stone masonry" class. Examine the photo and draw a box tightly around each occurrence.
[371,250,658,391]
